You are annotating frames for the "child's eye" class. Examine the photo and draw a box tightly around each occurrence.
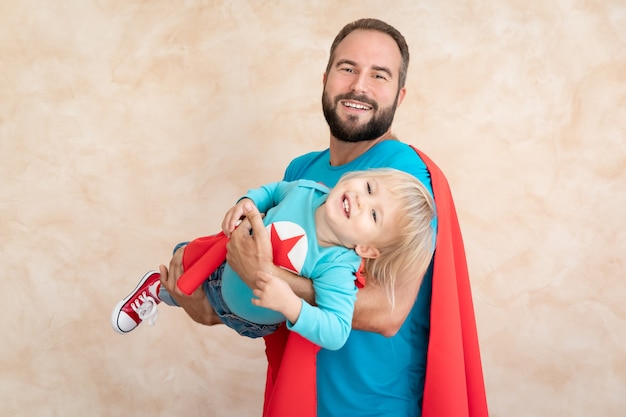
[367,182,372,194]
[371,209,377,222]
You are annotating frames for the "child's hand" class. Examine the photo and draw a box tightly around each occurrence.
[251,271,302,324]
[222,198,254,237]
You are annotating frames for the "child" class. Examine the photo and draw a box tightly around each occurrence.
[111,168,436,351]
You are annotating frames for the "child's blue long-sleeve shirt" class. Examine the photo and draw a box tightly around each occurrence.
[220,179,359,351]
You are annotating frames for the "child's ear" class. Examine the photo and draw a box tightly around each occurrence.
[355,245,380,259]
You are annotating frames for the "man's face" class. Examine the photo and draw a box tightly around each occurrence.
[322,29,406,143]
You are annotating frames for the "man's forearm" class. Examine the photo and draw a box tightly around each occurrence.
[277,267,417,336]
[351,277,421,337]
[158,262,222,326]
[180,295,222,326]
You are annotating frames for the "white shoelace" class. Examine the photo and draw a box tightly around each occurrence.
[133,293,159,327]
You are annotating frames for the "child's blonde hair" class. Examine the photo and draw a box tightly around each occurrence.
[339,168,436,307]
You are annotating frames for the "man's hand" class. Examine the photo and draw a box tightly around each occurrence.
[226,202,276,288]
[159,246,221,326]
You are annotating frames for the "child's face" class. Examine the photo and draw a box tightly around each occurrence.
[324,174,401,256]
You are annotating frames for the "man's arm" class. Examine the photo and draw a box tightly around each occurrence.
[159,204,316,326]
[159,247,221,326]
[351,272,422,337]
[169,203,419,335]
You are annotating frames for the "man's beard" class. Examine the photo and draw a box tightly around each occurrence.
[322,91,398,143]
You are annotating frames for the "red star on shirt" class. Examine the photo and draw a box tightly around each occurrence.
[270,223,305,274]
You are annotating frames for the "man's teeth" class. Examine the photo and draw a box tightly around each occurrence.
[344,102,370,110]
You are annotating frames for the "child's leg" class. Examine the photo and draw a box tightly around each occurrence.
[204,264,280,338]
[112,233,228,335]
[158,285,178,307]
[177,233,228,295]
[111,270,162,334]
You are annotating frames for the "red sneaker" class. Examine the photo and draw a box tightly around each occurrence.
[111,271,162,334]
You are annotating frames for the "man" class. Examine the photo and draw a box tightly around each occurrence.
[160,18,487,417]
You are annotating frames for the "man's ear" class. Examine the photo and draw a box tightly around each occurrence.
[397,86,407,106]
[355,244,380,259]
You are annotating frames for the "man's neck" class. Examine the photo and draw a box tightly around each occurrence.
[329,132,397,166]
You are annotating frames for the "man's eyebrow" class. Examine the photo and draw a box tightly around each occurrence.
[335,58,357,68]
[335,59,394,79]
[372,65,393,78]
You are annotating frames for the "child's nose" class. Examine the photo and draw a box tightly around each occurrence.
[356,193,372,213]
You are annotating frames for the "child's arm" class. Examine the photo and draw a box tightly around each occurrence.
[222,181,296,237]
[222,198,254,237]
[251,272,302,324]
[253,254,358,351]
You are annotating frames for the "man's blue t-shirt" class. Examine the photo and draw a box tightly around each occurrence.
[283,140,435,417]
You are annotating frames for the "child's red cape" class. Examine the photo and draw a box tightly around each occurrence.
[178,146,488,417]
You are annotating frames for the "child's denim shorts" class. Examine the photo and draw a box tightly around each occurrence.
[204,263,281,338]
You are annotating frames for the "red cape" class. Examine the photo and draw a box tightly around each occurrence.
[177,146,488,417]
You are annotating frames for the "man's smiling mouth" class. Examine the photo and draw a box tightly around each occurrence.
[342,100,372,111]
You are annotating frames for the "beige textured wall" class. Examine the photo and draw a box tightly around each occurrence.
[1,1,625,416]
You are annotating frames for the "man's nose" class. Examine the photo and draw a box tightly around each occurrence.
[350,73,369,94]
